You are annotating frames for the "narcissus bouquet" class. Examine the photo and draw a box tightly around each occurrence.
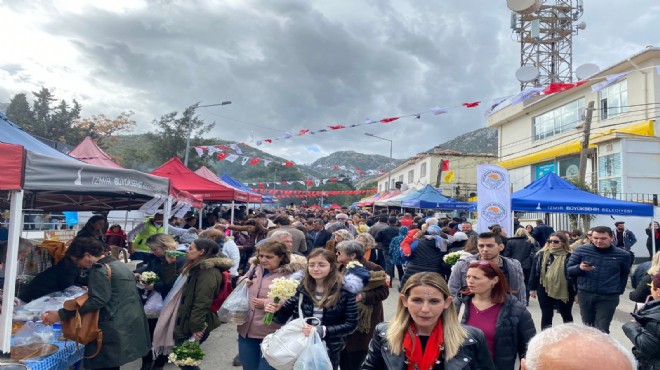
[443,251,471,266]
[140,271,160,285]
[263,277,300,325]
[168,340,204,367]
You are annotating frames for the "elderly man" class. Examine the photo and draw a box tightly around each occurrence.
[267,215,307,254]
[522,323,636,370]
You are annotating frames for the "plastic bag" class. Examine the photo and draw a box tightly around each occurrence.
[217,279,250,325]
[261,317,308,370]
[293,331,333,370]
[144,291,164,318]
[14,321,54,345]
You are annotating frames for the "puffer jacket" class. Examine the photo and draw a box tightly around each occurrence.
[362,323,495,370]
[400,237,449,288]
[161,255,234,340]
[623,299,660,369]
[236,254,307,339]
[503,236,537,270]
[273,279,359,357]
[459,294,537,370]
[566,244,631,294]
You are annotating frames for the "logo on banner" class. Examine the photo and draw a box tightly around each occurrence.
[480,170,507,190]
[481,202,508,224]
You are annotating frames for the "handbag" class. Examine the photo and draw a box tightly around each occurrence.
[61,263,111,359]
[260,293,310,370]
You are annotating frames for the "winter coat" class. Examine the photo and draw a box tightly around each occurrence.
[503,237,537,270]
[623,299,660,369]
[630,274,653,303]
[566,244,631,295]
[58,257,150,369]
[105,229,127,248]
[267,225,307,253]
[19,257,84,303]
[161,255,233,340]
[236,254,307,339]
[528,251,574,292]
[401,237,449,288]
[646,228,660,258]
[136,255,185,299]
[449,255,527,308]
[613,228,637,251]
[459,294,537,370]
[632,262,653,289]
[273,279,359,358]
[388,226,408,266]
[531,224,555,247]
[312,229,333,248]
[362,323,495,370]
[376,226,401,253]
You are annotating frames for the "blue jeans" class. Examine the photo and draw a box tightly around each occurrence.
[238,335,275,370]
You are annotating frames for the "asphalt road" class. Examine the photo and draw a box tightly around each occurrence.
[122,275,641,370]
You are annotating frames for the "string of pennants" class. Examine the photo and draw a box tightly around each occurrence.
[195,65,660,149]
[250,188,377,197]
[248,177,352,188]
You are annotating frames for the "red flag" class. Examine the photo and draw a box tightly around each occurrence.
[298,129,310,135]
[284,161,295,167]
[329,178,337,182]
[217,152,228,160]
[542,81,587,95]
[265,139,273,143]
[379,169,385,174]
[305,180,313,186]
[332,165,338,170]
[462,101,480,108]
[327,125,345,130]
[356,167,361,171]
[259,183,264,188]
[441,160,450,171]
[360,173,365,177]
[380,117,400,123]
[249,158,261,166]
[216,145,231,151]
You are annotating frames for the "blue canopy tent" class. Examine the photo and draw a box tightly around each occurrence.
[438,198,477,211]
[220,173,273,203]
[401,185,450,208]
[511,172,653,217]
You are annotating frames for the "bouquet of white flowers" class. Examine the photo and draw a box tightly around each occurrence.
[263,277,300,325]
[168,340,204,367]
[140,271,160,285]
[443,251,472,266]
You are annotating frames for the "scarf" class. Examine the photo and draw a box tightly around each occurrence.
[152,274,188,357]
[540,248,569,303]
[425,226,448,252]
[403,322,444,370]
[356,270,387,333]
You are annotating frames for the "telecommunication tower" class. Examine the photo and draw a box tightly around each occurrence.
[508,0,586,90]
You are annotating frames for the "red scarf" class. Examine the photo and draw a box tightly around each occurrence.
[403,322,444,370]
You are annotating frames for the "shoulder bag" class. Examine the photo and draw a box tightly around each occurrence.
[61,263,112,359]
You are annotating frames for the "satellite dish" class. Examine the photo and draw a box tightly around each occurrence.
[515,65,540,82]
[575,63,600,80]
[507,0,542,15]
[575,21,587,30]
[400,183,409,192]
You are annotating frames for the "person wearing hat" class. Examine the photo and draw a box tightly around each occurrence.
[613,221,637,252]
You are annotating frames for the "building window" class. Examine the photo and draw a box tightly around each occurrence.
[599,80,627,120]
[390,179,396,190]
[407,170,414,183]
[378,183,382,193]
[598,152,622,198]
[398,175,403,183]
[532,98,585,141]
[420,163,427,178]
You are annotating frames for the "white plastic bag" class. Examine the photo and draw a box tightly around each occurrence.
[217,279,250,325]
[144,291,164,318]
[261,293,309,370]
[293,331,333,370]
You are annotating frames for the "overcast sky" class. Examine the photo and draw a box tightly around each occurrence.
[1,0,658,164]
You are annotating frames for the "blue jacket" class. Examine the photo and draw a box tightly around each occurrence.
[566,244,631,294]
[613,228,637,251]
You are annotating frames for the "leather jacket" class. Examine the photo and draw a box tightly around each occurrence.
[363,323,495,370]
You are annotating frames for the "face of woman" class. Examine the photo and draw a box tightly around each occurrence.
[73,253,94,269]
[335,249,353,265]
[466,267,498,296]
[186,243,205,262]
[652,285,660,300]
[401,286,451,334]
[150,246,166,257]
[258,251,283,271]
[93,220,105,232]
[334,234,343,242]
[525,225,533,233]
[308,255,332,282]
[547,236,563,249]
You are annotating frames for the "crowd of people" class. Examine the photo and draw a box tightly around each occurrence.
[3,203,658,369]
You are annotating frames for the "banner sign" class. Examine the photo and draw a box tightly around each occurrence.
[477,165,511,235]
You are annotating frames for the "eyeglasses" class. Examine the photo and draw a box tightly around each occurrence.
[337,218,347,221]
[548,240,562,244]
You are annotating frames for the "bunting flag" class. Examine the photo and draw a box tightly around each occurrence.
[462,101,480,108]
[380,117,400,123]
[285,161,295,167]
[591,72,629,92]
[217,152,227,160]
[511,87,544,106]
[249,158,261,166]
[248,188,377,196]
[542,81,587,95]
[444,171,455,183]
[241,156,250,166]
[229,144,242,155]
[441,159,450,171]
[263,160,272,167]
[431,107,449,115]
[226,154,239,163]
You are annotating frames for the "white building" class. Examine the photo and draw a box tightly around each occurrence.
[487,47,660,201]
[374,148,496,199]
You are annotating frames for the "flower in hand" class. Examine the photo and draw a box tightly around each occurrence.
[41,311,60,326]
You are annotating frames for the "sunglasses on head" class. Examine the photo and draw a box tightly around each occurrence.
[548,240,562,244]
[468,260,492,267]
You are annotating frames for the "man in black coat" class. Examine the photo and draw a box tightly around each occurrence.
[311,219,332,248]
[531,219,555,247]
[375,217,400,282]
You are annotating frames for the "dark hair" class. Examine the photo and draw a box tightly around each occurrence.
[68,237,106,258]
[83,215,106,230]
[464,236,479,254]
[257,239,291,266]
[378,214,388,223]
[477,231,503,245]
[591,226,613,237]
[464,261,510,304]
[274,215,291,226]
[652,273,660,290]
[190,238,219,257]
[388,216,398,225]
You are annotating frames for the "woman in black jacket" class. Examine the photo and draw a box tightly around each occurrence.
[504,228,538,303]
[76,215,108,251]
[267,249,359,370]
[630,251,660,303]
[623,272,660,369]
[528,232,575,329]
[458,261,536,370]
[400,225,450,288]
[646,221,660,259]
[363,272,494,370]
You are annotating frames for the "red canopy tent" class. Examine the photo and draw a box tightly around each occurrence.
[328,203,342,210]
[308,204,321,210]
[194,166,252,203]
[361,189,401,207]
[70,137,202,208]
[149,157,242,202]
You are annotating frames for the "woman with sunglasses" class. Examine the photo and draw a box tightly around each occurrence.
[528,232,575,329]
[623,272,660,369]
[458,261,536,369]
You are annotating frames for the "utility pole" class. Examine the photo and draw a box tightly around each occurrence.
[578,101,595,183]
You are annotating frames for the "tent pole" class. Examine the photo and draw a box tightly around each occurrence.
[163,197,172,234]
[230,201,235,236]
[0,190,24,355]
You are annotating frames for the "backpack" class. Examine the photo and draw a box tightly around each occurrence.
[210,271,234,313]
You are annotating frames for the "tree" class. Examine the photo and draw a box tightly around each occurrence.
[50,99,82,142]
[73,111,137,148]
[31,87,56,138]
[5,93,34,129]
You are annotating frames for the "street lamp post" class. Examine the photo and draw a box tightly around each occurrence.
[184,101,232,166]
[365,133,393,191]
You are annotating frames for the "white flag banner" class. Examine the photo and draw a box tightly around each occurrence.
[241,157,250,166]
[314,180,320,187]
[476,164,511,235]
[174,202,191,218]
[263,160,272,167]
[226,154,239,163]
[194,147,205,157]
[139,196,167,215]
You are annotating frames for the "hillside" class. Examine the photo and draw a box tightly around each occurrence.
[430,127,498,155]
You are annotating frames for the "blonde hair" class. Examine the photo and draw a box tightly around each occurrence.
[333,229,353,241]
[356,233,376,250]
[514,227,536,244]
[145,233,177,250]
[386,272,467,360]
[199,228,227,242]
[648,251,660,276]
